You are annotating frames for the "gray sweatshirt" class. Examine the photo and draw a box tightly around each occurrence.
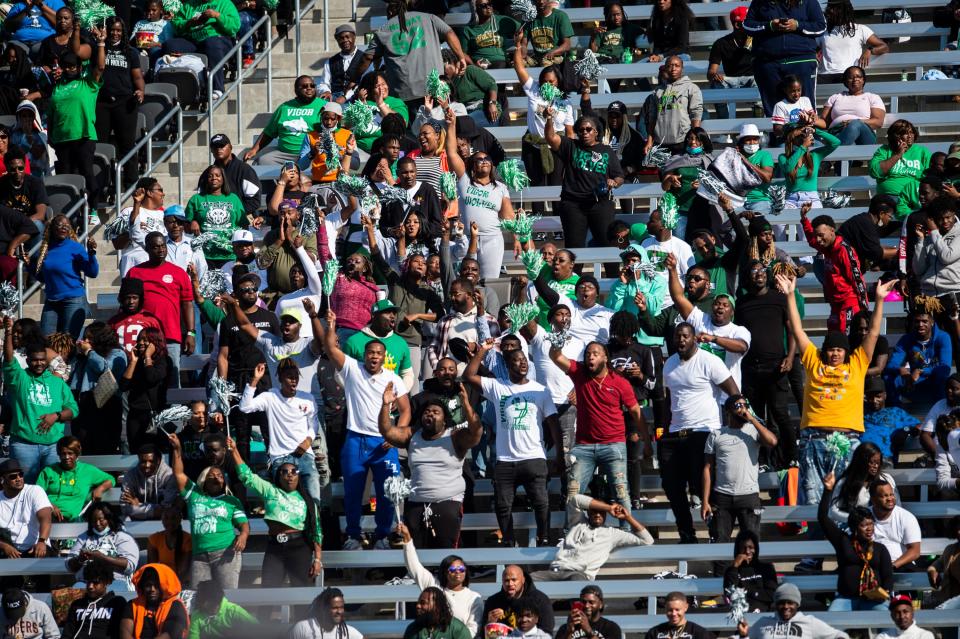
[748,612,850,639]
[120,459,178,520]
[0,594,60,639]
[644,75,704,146]
[914,224,960,296]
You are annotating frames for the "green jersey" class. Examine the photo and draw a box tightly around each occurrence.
[591,24,642,62]
[49,75,101,144]
[525,10,574,57]
[182,480,248,554]
[236,463,321,543]
[37,462,114,521]
[869,143,932,218]
[460,14,518,65]
[536,271,579,327]
[2,360,78,445]
[263,97,328,154]
[450,65,497,106]
[185,193,246,260]
[343,329,412,376]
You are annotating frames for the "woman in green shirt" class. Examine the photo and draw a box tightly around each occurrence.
[186,165,248,268]
[460,2,518,69]
[36,435,115,522]
[354,71,410,154]
[869,119,932,219]
[659,128,715,241]
[778,125,841,209]
[227,434,322,587]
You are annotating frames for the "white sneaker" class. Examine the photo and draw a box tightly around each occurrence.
[342,538,362,551]
[211,90,223,102]
[373,537,392,550]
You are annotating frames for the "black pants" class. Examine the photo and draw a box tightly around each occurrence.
[96,96,139,188]
[557,197,616,250]
[126,407,156,453]
[742,364,795,469]
[521,139,562,218]
[229,402,268,462]
[53,138,98,208]
[262,537,313,587]
[405,500,462,549]
[493,458,549,545]
[708,492,762,543]
[658,431,709,542]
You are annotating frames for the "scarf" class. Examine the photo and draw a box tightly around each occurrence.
[839,235,869,311]
[853,539,879,596]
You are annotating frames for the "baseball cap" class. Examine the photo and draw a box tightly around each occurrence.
[334,23,355,36]
[210,133,231,148]
[279,313,302,324]
[730,6,748,22]
[889,594,913,610]
[231,229,254,244]
[607,100,627,115]
[0,459,22,476]
[2,588,28,623]
[865,376,885,394]
[163,205,187,221]
[323,102,343,117]
[235,271,261,290]
[738,123,761,140]
[371,298,401,314]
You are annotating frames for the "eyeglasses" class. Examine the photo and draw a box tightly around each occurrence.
[298,83,316,89]
[685,275,706,283]
[578,127,595,133]
[237,287,257,293]
[278,467,299,476]
[8,165,24,173]
[733,402,749,409]
[474,156,491,164]
[447,565,467,573]
[4,472,22,480]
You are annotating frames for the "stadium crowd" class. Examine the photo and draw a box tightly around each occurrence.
[0,0,959,637]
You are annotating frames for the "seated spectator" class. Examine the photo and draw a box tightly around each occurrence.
[460,1,517,70]
[645,592,715,639]
[506,598,551,639]
[399,524,482,635]
[32,215,98,335]
[821,66,886,146]
[829,442,897,526]
[36,435,114,522]
[66,503,139,592]
[187,165,248,268]
[869,120,932,219]
[783,128,841,209]
[646,0,694,61]
[738,583,849,639]
[298,104,356,185]
[862,377,920,461]
[850,310,890,377]
[120,443,178,521]
[641,56,702,154]
[4,0,64,56]
[443,50,499,127]
[406,587,472,639]
[481,566,554,635]
[132,0,174,69]
[108,277,163,354]
[817,0,889,84]
[244,75,327,166]
[870,479,922,569]
[147,505,192,583]
[0,587,58,638]
[770,75,825,145]
[178,401,220,478]
[353,72,411,154]
[522,0,572,66]
[3,315,79,483]
[63,562,127,639]
[167,0,239,100]
[187,580,256,639]
[11,102,50,177]
[0,47,40,114]
[590,3,641,66]
[206,134,262,218]
[928,515,960,606]
[120,564,190,639]
[0,202,38,284]
[318,23,365,102]
[723,529,778,613]
[884,308,952,405]
[290,588,364,639]
[120,327,171,451]
[0,458,51,558]
[267,168,308,221]
[708,8,758,120]
[876,596,935,639]
[530,497,653,582]
[556,586,623,639]
[820,471,894,610]
[0,148,46,230]
[838,195,898,271]
[913,197,960,300]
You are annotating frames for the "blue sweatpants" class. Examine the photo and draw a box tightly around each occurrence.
[342,430,400,540]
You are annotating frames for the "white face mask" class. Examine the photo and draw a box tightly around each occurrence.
[743,143,760,154]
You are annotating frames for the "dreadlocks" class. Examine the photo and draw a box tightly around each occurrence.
[748,237,777,267]
[311,588,351,639]
[420,586,454,631]
[34,214,79,274]
[914,295,945,316]
[386,0,409,31]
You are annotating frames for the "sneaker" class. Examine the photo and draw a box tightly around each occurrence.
[794,558,823,573]
[373,537,392,550]
[342,538,362,551]
[552,231,564,241]
[211,90,223,102]
[242,55,254,68]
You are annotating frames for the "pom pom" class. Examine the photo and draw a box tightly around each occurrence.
[378,185,411,206]
[335,174,373,199]
[322,259,340,296]
[520,249,545,279]
[768,185,787,215]
[503,303,539,333]
[0,282,19,317]
[633,261,658,281]
[500,210,541,243]
[696,168,730,200]
[190,232,232,254]
[726,586,750,623]
[574,49,607,82]
[820,189,852,209]
[660,193,679,231]
[207,375,238,415]
[198,269,228,299]
[343,101,375,135]
[151,405,192,435]
[439,171,458,201]
[497,159,532,193]
[509,0,537,22]
[100,214,128,242]
[825,431,853,470]
[426,69,451,102]
[162,0,182,14]
[538,82,564,107]
[643,143,672,169]
[74,0,115,30]
[383,473,412,515]
[546,327,570,349]
[298,193,320,237]
[320,128,341,172]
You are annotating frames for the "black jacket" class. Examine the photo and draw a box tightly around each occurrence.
[478,573,554,637]
[63,592,126,639]
[723,560,779,611]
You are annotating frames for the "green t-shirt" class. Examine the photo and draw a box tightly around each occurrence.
[236,463,321,543]
[591,24,642,62]
[354,96,409,153]
[188,599,256,639]
[182,479,248,554]
[460,14,518,65]
[49,75,101,145]
[745,149,775,203]
[2,361,78,445]
[672,165,702,212]
[36,462,114,521]
[171,0,240,41]
[263,96,328,154]
[525,10,574,57]
[451,65,496,107]
[342,330,412,376]
[777,129,840,193]
[869,143,932,218]
[185,193,246,260]
[536,271,579,327]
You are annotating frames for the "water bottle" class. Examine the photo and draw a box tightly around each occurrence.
[621,48,633,64]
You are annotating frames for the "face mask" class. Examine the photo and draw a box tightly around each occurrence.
[686,146,703,155]
[743,143,760,154]
[62,72,79,82]
[92,527,111,537]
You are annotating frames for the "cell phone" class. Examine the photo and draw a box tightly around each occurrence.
[571,602,584,612]
[282,161,296,172]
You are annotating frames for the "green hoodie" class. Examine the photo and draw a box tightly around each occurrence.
[188,597,256,639]
[172,0,240,42]
[3,359,79,445]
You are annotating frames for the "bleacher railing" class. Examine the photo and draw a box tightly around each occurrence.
[294,0,328,78]
[114,105,186,216]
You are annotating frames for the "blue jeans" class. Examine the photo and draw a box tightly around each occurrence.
[268,451,322,505]
[828,597,889,611]
[754,59,818,117]
[10,439,58,484]
[40,296,87,336]
[566,442,630,528]
[744,201,772,215]
[832,120,877,146]
[799,430,859,505]
[342,431,400,540]
[710,75,758,120]
[238,11,256,56]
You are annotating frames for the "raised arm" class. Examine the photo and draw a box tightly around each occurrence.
[166,434,189,492]
[220,293,259,341]
[444,109,466,178]
[512,33,531,86]
[324,310,346,369]
[378,381,412,448]
[89,26,107,83]
[452,383,483,458]
[3,316,13,364]
[775,273,812,355]
[664,253,693,319]
[544,108,562,152]
[463,340,494,388]
[860,278,898,362]
[548,341,573,373]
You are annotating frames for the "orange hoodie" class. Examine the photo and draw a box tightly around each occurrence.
[130,563,189,639]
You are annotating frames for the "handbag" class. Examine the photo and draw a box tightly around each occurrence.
[92,369,118,409]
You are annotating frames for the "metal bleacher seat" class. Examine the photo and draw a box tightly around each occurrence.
[142,83,180,143]
[44,174,86,222]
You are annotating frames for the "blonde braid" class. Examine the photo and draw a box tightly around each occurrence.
[34,215,79,274]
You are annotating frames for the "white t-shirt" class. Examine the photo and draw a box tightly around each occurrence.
[221,259,269,293]
[641,235,696,308]
[872,505,921,563]
[289,619,364,639]
[523,77,575,138]
[339,355,408,437]
[239,386,318,457]
[255,332,321,402]
[771,96,816,126]
[529,324,583,405]
[825,91,885,126]
[0,485,52,551]
[686,307,751,390]
[818,24,874,75]
[458,174,509,236]
[556,296,614,345]
[480,377,557,462]
[122,205,167,246]
[662,348,732,432]
[275,290,324,338]
[921,398,954,433]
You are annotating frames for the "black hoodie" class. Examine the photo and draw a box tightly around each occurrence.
[477,570,554,637]
[722,530,779,612]
[197,154,262,217]
[63,591,126,639]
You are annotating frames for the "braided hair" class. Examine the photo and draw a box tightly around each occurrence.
[386,0,409,32]
[34,214,78,275]
[311,588,351,639]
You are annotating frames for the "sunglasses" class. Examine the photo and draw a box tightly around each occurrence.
[298,83,316,89]
[474,156,491,164]
[278,467,299,476]
[733,402,749,409]
[447,565,467,573]
[685,275,706,283]
[4,471,22,480]
[0,134,9,139]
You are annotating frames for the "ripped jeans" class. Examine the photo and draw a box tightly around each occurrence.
[566,442,630,529]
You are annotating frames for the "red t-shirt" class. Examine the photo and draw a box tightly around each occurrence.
[568,360,638,444]
[127,262,192,343]
[108,310,164,353]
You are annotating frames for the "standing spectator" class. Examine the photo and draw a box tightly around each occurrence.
[743,0,826,116]
[318,24,366,102]
[342,295,414,388]
[0,148,47,230]
[817,0,889,83]
[912,197,960,299]
[290,588,365,639]
[640,208,697,310]
[646,0,694,61]
[524,0,573,66]
[62,562,127,639]
[884,310,952,405]
[405,587,472,639]
[481,566,555,635]
[0,588,58,639]
[36,436,114,522]
[428,278,499,372]
[98,17,144,189]
[4,0,64,56]
[660,322,739,543]
[556,586,623,639]
[876,596,936,639]
[869,120,932,219]
[328,250,380,342]
[71,321,127,454]
[260,209,318,297]
[220,230,266,292]
[108,277,163,354]
[37,6,91,70]
[821,67,887,146]
[186,165,247,268]
[0,202,35,284]
[0,458,52,559]
[3,316,78,483]
[641,56,703,153]
[243,76,327,166]
[207,134,262,218]
[645,592,715,639]
[167,0,239,100]
[119,328,171,452]
[168,433,249,590]
[724,530,779,613]
[32,215,98,335]
[65,504,139,591]
[708,8,758,120]
[119,564,190,639]
[838,195,898,270]
[870,480,922,569]
[578,98,645,198]
[460,1,518,69]
[120,444,178,521]
[702,395,779,544]
[738,583,850,638]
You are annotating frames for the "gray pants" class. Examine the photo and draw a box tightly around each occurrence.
[476,233,505,280]
[191,547,242,589]
[408,345,421,395]
[530,567,590,581]
[254,148,298,166]
[710,75,759,120]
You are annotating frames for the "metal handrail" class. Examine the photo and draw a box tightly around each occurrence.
[114,105,186,212]
[294,0,327,78]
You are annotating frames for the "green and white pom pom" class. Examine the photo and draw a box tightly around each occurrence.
[426,69,451,102]
[190,232,233,253]
[509,0,537,22]
[497,159,531,193]
[820,189,852,209]
[575,49,607,82]
[162,0,182,14]
[500,211,540,243]
[100,214,128,242]
[503,303,539,333]
[298,193,320,236]
[75,0,115,30]
[726,587,750,624]
[342,101,375,134]
[825,431,853,471]
[660,192,680,231]
[546,327,570,349]
[643,143,672,169]
[439,172,458,201]
[697,168,729,200]
[335,174,373,199]
[538,82,563,107]
[768,185,787,215]
[322,259,340,296]
[207,375,239,414]
[152,405,192,435]
[320,128,340,172]
[520,249,545,279]
[198,270,228,299]
[378,185,411,207]
[0,282,19,317]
